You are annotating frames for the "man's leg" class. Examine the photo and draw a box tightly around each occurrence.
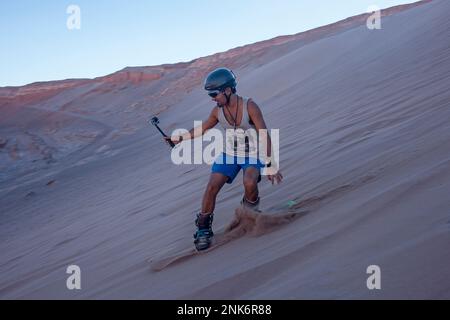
[201,173,229,214]
[241,167,261,211]
[195,173,228,251]
[243,167,260,204]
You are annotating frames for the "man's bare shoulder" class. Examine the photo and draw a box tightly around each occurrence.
[247,98,262,115]
[204,106,220,129]
[210,105,220,118]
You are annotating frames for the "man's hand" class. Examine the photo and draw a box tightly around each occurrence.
[266,167,283,185]
[164,136,182,146]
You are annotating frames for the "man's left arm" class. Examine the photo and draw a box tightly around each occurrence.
[247,100,271,162]
[247,100,283,184]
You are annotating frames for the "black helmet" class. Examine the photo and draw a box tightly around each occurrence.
[204,68,237,92]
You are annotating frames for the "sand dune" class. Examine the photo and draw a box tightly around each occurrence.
[1,0,449,299]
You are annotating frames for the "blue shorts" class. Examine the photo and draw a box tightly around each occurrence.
[212,153,265,184]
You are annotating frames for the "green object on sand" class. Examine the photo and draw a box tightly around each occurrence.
[287,200,297,208]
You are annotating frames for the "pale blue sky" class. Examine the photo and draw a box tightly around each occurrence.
[1,0,416,87]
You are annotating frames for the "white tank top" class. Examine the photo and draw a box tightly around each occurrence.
[217,97,259,158]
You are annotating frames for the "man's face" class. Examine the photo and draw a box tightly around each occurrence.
[209,88,230,107]
[212,92,226,106]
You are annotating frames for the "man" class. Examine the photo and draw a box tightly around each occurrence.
[165,68,283,251]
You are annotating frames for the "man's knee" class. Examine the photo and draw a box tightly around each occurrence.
[206,182,222,196]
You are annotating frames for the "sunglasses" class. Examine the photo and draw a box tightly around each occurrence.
[208,90,222,98]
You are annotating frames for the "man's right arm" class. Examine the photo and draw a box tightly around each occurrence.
[166,107,219,144]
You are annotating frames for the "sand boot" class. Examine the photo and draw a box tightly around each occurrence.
[193,213,214,251]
